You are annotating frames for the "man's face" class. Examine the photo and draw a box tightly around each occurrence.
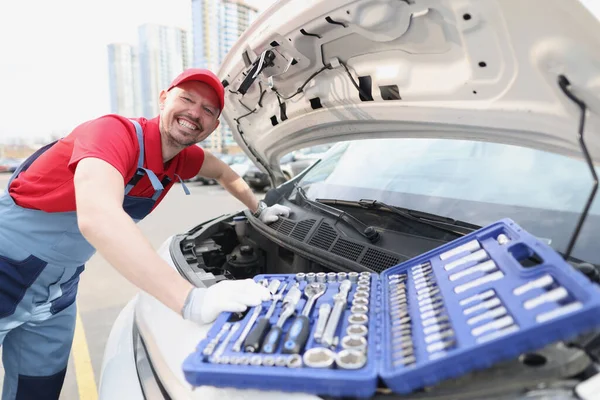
[158,81,221,148]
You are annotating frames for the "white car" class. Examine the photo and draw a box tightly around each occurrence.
[99,0,600,399]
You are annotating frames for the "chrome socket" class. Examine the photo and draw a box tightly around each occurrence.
[287,354,303,368]
[250,355,262,366]
[353,297,369,307]
[348,272,359,283]
[354,291,369,299]
[239,356,250,366]
[303,347,336,369]
[336,349,367,370]
[348,313,369,325]
[306,272,316,283]
[356,284,370,293]
[295,272,306,282]
[263,356,275,367]
[350,304,369,314]
[342,335,368,353]
[316,272,327,283]
[360,272,371,279]
[337,272,348,281]
[346,324,368,337]
[327,272,337,283]
[275,356,288,367]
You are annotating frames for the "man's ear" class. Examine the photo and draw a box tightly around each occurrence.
[158,89,168,110]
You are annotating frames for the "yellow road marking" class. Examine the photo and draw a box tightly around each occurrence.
[73,308,98,400]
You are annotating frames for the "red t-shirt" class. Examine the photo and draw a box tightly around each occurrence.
[9,115,205,213]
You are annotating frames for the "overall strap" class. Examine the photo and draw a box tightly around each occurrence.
[7,140,58,188]
[124,120,164,200]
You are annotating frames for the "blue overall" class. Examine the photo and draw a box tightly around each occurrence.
[0,120,189,399]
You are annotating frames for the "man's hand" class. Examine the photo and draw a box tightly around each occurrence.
[258,203,291,224]
[182,279,272,324]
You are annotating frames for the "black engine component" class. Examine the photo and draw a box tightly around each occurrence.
[194,239,227,274]
[225,245,261,279]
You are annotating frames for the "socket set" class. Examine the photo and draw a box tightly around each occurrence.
[183,218,600,397]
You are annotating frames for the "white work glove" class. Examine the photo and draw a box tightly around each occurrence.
[182,279,272,325]
[258,203,291,224]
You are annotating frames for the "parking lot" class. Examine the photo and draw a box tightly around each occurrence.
[0,173,260,399]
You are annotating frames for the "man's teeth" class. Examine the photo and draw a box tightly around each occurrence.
[178,119,197,130]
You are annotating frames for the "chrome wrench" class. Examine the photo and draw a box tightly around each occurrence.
[203,322,231,356]
[232,305,263,352]
[212,322,240,360]
[321,280,352,347]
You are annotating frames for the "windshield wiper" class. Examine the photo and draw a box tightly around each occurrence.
[316,198,478,237]
[294,186,381,243]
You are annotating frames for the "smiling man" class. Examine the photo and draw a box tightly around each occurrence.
[0,69,290,400]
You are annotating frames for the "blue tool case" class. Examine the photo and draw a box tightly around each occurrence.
[182,218,600,398]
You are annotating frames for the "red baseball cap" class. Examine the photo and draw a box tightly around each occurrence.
[167,68,225,112]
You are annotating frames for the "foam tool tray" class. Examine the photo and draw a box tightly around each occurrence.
[182,218,600,398]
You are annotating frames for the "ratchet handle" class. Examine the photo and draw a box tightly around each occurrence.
[260,325,282,354]
[243,317,270,353]
[282,315,310,354]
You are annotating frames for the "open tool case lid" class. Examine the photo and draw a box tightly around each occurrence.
[182,218,600,398]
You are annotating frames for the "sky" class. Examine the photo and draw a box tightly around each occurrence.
[0,0,598,143]
[0,0,275,143]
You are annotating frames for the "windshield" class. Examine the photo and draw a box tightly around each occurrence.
[297,138,600,264]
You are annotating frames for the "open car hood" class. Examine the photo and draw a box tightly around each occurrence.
[218,0,600,177]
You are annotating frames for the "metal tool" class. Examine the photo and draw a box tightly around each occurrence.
[263,356,275,366]
[327,272,337,283]
[393,355,416,367]
[471,315,514,336]
[497,234,510,245]
[449,260,497,282]
[260,284,302,353]
[536,301,583,323]
[282,282,327,354]
[411,262,432,272]
[524,287,569,310]
[239,356,250,365]
[203,323,231,356]
[287,354,303,368]
[513,274,554,296]
[220,356,230,365]
[275,356,287,367]
[212,322,240,359]
[439,239,480,260]
[467,306,508,325]
[341,335,367,352]
[459,289,495,306]
[444,249,488,271]
[232,305,263,352]
[313,303,332,342]
[422,315,449,327]
[337,272,348,281]
[360,272,371,279]
[303,347,336,368]
[321,280,352,347]
[476,325,519,343]
[423,322,451,335]
[347,272,358,282]
[250,355,262,366]
[427,338,456,353]
[463,297,501,316]
[425,329,455,344]
[295,272,306,282]
[306,272,316,283]
[267,279,281,294]
[351,304,368,315]
[258,279,269,287]
[316,272,327,283]
[354,291,369,299]
[244,282,288,352]
[346,324,368,337]
[336,349,367,370]
[454,271,505,294]
[348,313,368,325]
[353,297,369,307]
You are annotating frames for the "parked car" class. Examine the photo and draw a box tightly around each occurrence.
[244,146,331,191]
[195,153,249,185]
[99,0,600,399]
[0,158,24,173]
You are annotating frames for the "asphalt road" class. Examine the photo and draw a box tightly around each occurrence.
[0,173,260,399]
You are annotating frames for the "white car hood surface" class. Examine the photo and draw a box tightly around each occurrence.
[219,0,600,171]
